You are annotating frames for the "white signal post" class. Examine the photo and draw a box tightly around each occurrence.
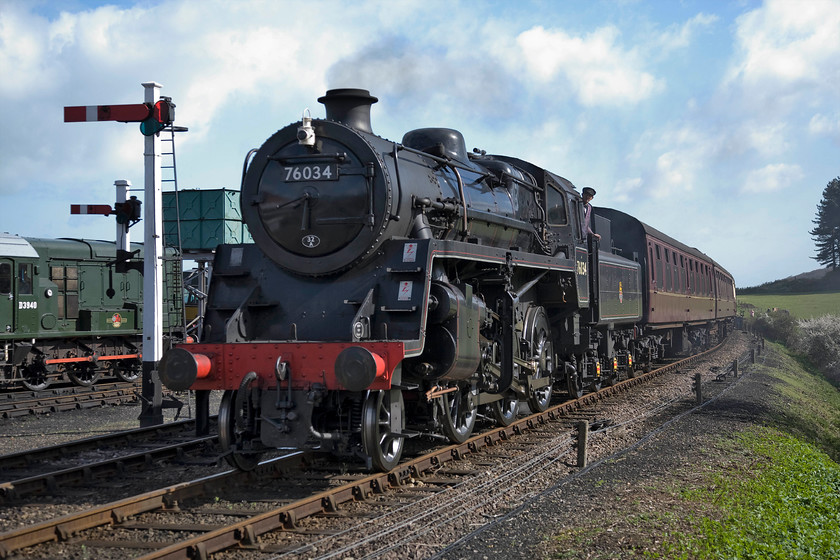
[65,82,171,427]
[141,81,165,427]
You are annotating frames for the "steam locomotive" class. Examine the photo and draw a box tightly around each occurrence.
[1,234,184,390]
[159,89,735,471]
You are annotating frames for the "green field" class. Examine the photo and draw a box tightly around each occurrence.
[737,292,840,319]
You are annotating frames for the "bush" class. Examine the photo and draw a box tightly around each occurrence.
[752,310,798,345]
[794,315,840,383]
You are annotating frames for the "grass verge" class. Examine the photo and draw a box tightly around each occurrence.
[666,427,840,559]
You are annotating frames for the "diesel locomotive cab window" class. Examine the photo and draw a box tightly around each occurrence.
[0,263,10,294]
[18,264,33,295]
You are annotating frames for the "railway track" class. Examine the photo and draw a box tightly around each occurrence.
[0,333,760,559]
[0,417,221,504]
[0,382,140,418]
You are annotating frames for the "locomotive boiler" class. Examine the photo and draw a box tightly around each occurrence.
[160,89,734,471]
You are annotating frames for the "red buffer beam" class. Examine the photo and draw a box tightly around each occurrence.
[64,104,150,123]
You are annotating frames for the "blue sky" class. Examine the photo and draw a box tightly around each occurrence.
[1,0,838,287]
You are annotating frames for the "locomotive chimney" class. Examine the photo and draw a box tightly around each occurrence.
[318,88,378,134]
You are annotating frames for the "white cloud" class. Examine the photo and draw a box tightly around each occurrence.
[726,0,840,105]
[626,122,726,197]
[0,7,53,98]
[656,152,687,190]
[612,177,643,204]
[742,163,804,193]
[809,113,840,141]
[656,12,719,51]
[516,25,663,106]
[743,122,789,157]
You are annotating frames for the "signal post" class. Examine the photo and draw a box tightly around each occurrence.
[65,82,176,426]
[140,82,165,426]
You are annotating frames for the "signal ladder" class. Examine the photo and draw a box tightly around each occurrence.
[160,124,207,420]
[160,126,203,343]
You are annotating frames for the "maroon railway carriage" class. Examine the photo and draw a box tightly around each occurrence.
[594,207,736,357]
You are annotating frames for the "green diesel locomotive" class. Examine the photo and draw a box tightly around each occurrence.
[0,233,183,390]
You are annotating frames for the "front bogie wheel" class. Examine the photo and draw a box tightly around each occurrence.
[361,389,405,471]
[219,372,264,471]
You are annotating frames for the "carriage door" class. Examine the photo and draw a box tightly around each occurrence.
[0,260,14,333]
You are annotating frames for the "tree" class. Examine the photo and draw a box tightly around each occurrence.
[810,177,840,269]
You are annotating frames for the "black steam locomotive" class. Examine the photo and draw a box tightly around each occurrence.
[160,89,735,471]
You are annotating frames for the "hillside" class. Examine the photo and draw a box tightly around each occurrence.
[738,267,840,294]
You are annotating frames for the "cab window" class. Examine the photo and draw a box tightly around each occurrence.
[570,199,583,240]
[546,186,568,226]
[18,263,33,295]
[0,263,10,294]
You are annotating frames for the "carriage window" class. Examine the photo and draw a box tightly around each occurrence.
[655,244,664,289]
[677,256,683,294]
[649,246,655,283]
[687,259,693,293]
[546,186,568,225]
[0,263,10,294]
[705,265,711,295]
[18,264,33,295]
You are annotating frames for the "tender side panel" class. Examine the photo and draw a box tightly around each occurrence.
[597,253,642,324]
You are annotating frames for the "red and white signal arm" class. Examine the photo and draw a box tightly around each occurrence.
[64,103,151,123]
[71,204,114,215]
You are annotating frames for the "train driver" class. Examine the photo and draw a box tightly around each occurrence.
[582,187,601,242]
